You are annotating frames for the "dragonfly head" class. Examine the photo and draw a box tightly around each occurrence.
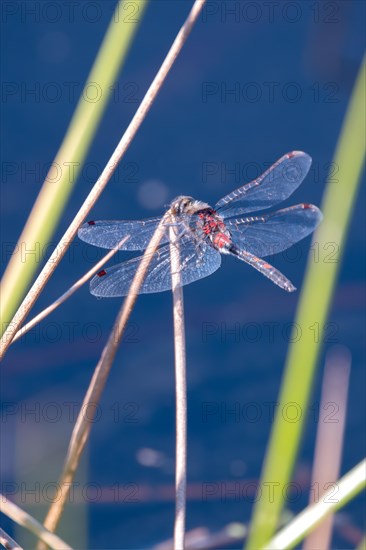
[170,195,210,215]
[170,195,194,214]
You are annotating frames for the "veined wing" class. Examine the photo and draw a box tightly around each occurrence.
[78,217,170,250]
[215,151,312,218]
[90,238,221,297]
[226,204,322,258]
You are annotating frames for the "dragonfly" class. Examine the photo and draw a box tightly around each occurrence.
[78,151,322,297]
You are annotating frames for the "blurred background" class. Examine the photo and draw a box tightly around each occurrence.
[1,1,365,548]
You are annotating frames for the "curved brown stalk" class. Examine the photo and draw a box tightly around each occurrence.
[0,527,23,550]
[303,346,351,550]
[36,216,168,550]
[0,495,73,550]
[12,238,128,343]
[0,0,207,361]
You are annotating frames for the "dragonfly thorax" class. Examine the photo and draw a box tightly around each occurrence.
[78,151,321,297]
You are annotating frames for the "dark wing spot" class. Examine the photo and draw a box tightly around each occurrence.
[97,269,107,277]
[87,220,96,225]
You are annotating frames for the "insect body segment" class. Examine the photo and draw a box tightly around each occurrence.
[78,151,322,297]
[195,209,232,250]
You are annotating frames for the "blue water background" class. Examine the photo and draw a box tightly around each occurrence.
[1,1,365,548]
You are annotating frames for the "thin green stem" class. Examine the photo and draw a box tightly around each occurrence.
[0,0,148,329]
[263,459,366,550]
[0,0,207,360]
[246,54,365,549]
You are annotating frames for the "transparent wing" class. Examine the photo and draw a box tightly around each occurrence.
[90,238,221,297]
[215,151,312,218]
[226,204,322,258]
[78,217,170,250]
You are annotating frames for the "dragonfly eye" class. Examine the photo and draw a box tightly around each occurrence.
[171,196,193,214]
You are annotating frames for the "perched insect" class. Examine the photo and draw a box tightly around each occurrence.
[78,151,322,297]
